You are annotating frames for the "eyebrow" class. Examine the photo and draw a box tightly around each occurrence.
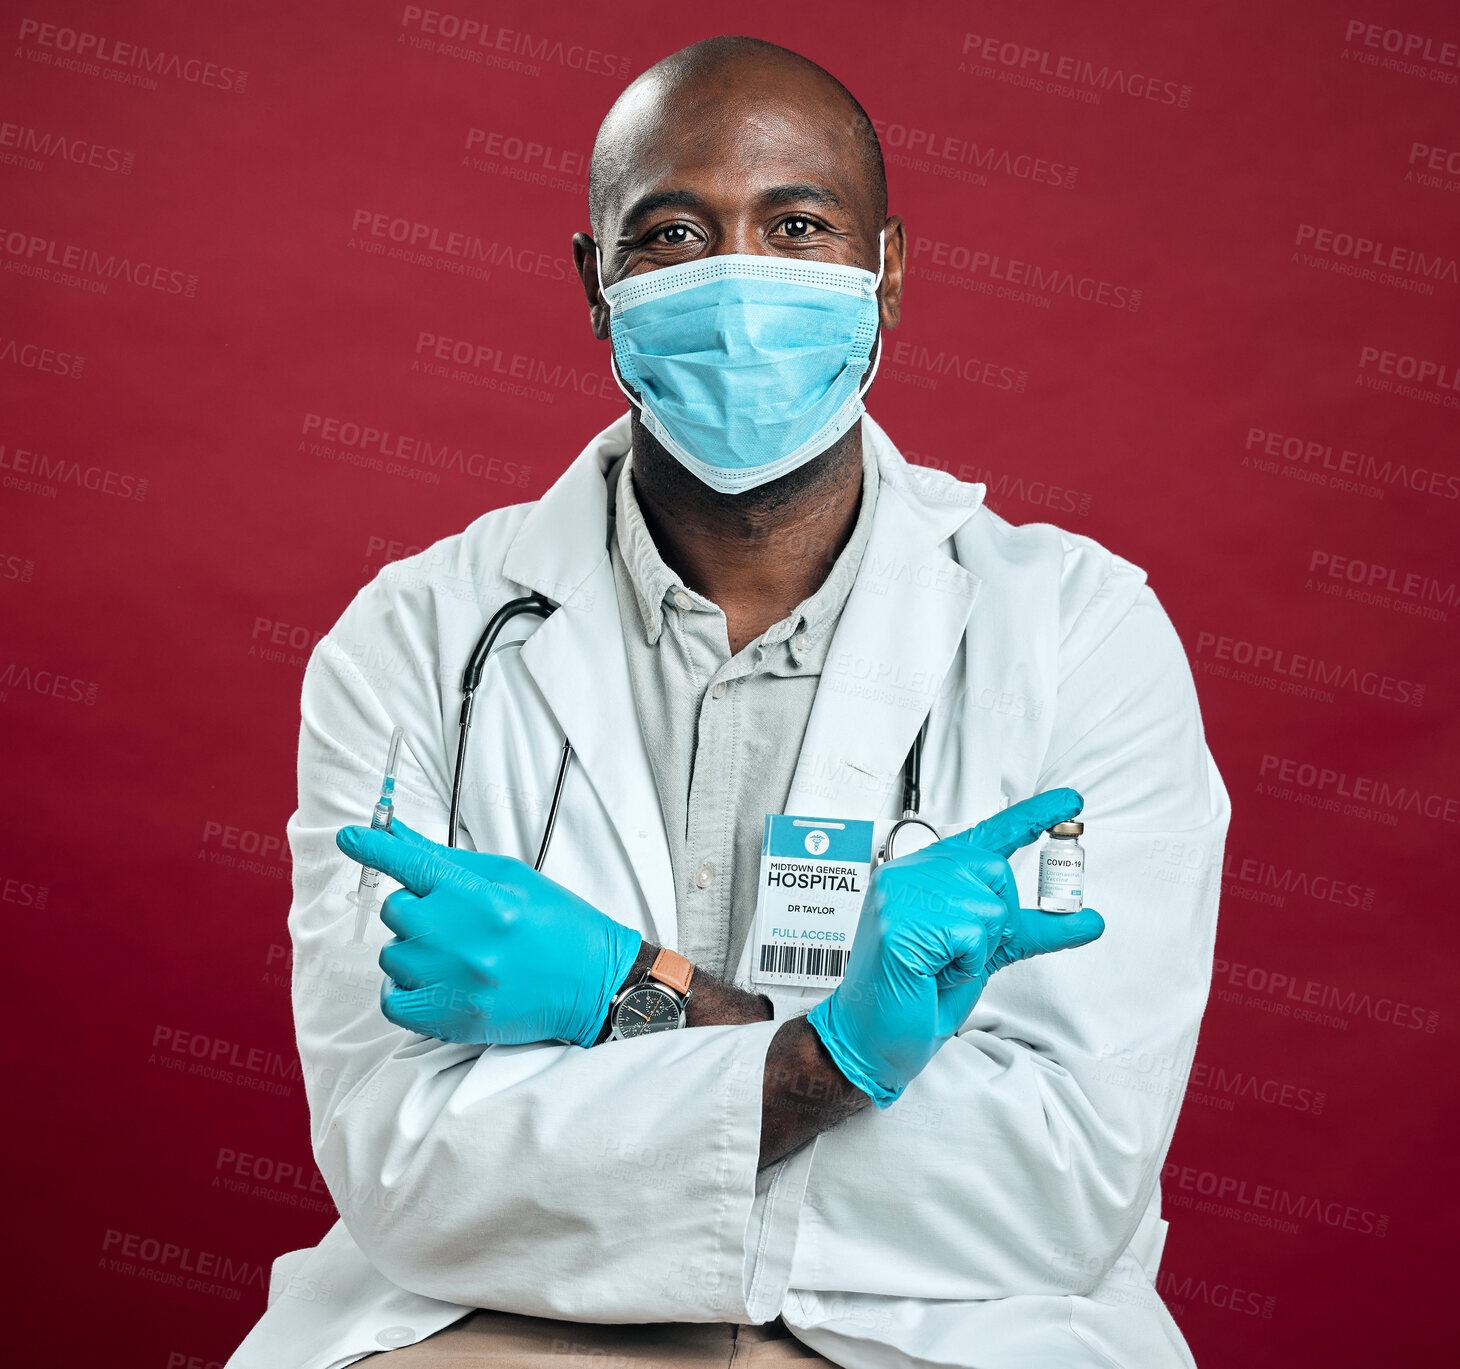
[758,183,844,211]
[619,182,846,234]
[620,188,704,232]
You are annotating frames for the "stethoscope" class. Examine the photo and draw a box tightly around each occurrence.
[447,597,940,869]
[448,595,573,864]
[876,715,941,866]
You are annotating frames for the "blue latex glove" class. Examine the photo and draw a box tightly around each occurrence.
[806,789,1105,1108]
[335,819,643,1048]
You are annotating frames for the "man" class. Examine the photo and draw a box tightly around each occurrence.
[227,35,1228,1369]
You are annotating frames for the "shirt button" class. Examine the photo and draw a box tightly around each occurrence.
[794,632,809,653]
[694,863,714,888]
[673,589,693,611]
[711,681,727,700]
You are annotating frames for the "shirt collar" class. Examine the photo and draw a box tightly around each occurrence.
[611,443,881,656]
[612,451,683,646]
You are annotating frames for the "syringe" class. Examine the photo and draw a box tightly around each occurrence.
[346,725,404,947]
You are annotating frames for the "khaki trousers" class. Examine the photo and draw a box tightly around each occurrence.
[366,1310,832,1367]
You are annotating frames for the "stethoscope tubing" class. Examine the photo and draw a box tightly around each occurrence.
[449,599,929,869]
[448,595,572,856]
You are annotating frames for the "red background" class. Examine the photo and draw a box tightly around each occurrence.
[4,2,1457,1364]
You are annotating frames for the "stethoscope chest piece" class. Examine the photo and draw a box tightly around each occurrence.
[874,816,941,867]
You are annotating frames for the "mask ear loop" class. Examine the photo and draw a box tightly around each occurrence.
[596,242,644,414]
[857,228,888,401]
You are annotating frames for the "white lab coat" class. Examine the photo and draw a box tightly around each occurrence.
[226,412,1228,1369]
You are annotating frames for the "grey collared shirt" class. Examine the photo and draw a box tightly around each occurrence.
[606,446,881,982]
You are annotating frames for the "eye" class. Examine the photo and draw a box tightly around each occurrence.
[779,216,817,239]
[651,224,694,245]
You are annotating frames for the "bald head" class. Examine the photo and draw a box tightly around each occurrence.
[588,36,887,256]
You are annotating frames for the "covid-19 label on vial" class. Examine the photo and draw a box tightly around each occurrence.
[750,813,874,988]
[1038,846,1085,913]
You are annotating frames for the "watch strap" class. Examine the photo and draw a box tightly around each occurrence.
[648,947,694,996]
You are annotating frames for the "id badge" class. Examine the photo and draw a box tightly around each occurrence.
[750,813,874,988]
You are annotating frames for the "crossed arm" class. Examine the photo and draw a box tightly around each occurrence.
[298,568,1227,1321]
[592,941,873,1168]
[341,788,1101,1173]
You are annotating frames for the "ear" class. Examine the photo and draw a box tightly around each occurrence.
[571,232,612,341]
[877,216,906,330]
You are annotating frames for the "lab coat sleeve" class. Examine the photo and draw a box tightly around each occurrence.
[287,568,807,1324]
[783,556,1229,1300]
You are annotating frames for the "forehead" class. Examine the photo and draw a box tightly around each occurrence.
[599,71,873,228]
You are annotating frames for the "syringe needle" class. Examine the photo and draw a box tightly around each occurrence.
[347,726,405,948]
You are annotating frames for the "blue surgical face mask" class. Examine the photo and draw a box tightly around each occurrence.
[597,230,885,494]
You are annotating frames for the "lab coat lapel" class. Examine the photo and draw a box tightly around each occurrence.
[490,414,984,946]
[784,444,982,821]
[498,417,679,951]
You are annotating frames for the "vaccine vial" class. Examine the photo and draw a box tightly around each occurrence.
[1038,821,1085,913]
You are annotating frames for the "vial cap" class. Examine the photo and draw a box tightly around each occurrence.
[1049,820,1084,836]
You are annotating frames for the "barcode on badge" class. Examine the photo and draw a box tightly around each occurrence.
[758,943,850,981]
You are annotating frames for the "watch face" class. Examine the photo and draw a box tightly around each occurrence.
[613,984,682,1038]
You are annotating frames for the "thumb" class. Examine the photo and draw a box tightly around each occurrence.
[1002,906,1105,963]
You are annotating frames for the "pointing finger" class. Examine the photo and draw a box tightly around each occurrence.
[337,824,455,898]
[946,789,1083,859]
[385,818,516,880]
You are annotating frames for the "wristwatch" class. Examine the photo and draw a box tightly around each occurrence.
[608,948,695,1040]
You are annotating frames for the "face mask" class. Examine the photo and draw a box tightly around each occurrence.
[597,230,885,494]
